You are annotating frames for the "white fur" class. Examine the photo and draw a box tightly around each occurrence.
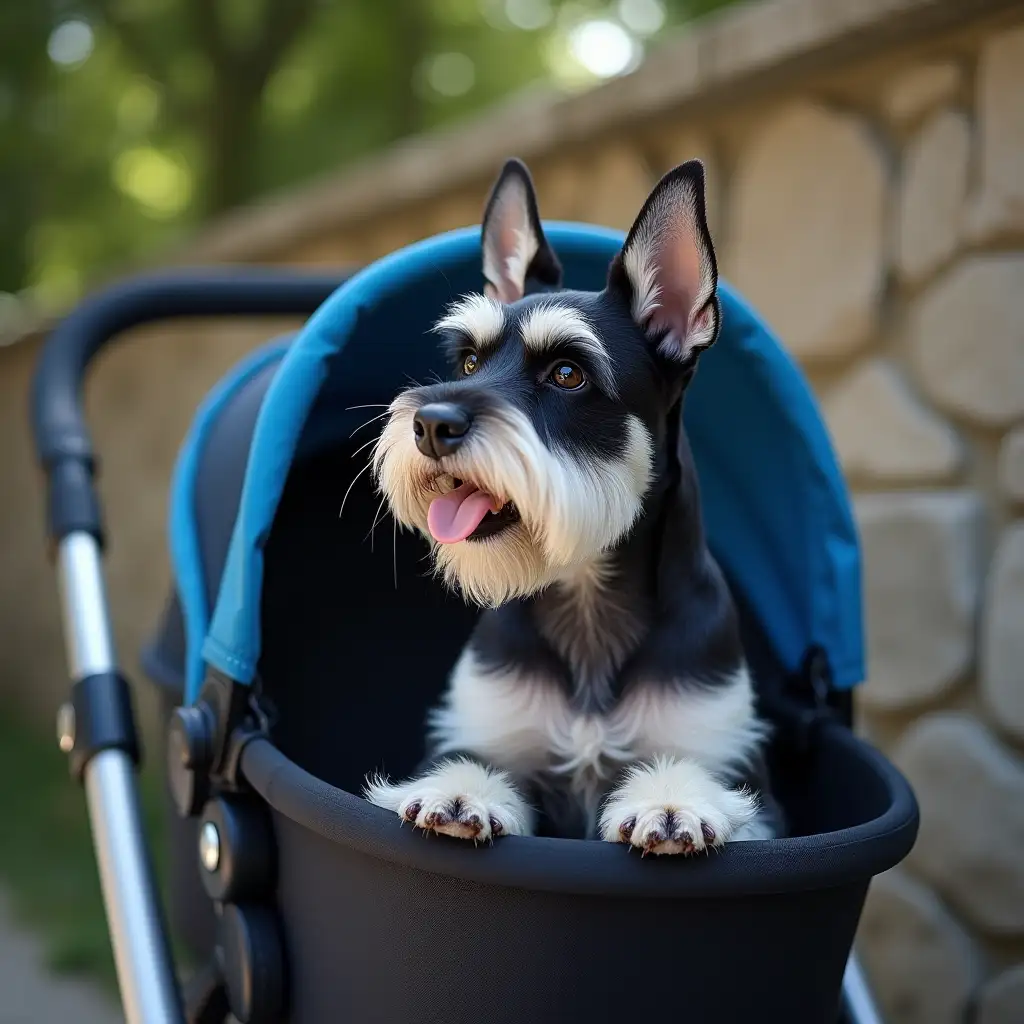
[433,293,506,350]
[364,757,533,841]
[429,651,766,835]
[537,557,642,705]
[518,304,616,396]
[624,237,662,326]
[622,178,718,362]
[372,394,653,606]
[483,175,540,304]
[599,756,761,855]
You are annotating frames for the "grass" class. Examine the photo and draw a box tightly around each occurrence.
[0,699,174,992]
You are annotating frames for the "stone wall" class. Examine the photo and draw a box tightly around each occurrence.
[2,0,1023,1018]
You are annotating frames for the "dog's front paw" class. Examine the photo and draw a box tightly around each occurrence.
[364,757,532,842]
[600,757,759,856]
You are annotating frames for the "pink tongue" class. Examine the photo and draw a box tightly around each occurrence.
[428,482,496,544]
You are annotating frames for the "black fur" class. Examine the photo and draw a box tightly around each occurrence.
[374,157,783,846]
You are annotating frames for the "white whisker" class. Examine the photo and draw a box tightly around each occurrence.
[366,496,389,551]
[351,435,380,460]
[349,411,389,438]
[338,460,373,518]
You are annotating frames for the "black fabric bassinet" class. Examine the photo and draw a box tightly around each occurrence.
[139,224,918,1024]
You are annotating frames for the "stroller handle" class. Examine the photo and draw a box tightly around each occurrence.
[30,267,348,1024]
[30,268,347,546]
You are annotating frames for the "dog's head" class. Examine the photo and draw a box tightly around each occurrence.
[372,157,720,606]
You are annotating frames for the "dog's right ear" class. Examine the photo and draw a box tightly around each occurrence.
[481,158,562,303]
[609,160,720,369]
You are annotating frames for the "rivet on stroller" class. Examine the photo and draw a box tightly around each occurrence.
[31,222,919,1024]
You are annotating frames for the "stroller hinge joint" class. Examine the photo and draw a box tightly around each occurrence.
[59,670,140,782]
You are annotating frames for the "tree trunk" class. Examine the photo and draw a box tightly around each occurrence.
[201,80,259,215]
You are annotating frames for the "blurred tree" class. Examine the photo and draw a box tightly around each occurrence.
[0,0,738,310]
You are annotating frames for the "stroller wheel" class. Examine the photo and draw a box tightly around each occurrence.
[183,959,229,1024]
[219,903,287,1024]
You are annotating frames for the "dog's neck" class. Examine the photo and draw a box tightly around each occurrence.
[532,405,708,708]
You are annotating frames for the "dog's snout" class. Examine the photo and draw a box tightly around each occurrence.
[413,402,472,459]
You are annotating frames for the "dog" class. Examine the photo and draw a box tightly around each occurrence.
[364,157,783,854]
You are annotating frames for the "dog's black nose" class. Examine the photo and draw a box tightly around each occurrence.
[413,403,472,459]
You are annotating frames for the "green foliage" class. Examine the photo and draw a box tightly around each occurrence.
[0,0,739,308]
[0,700,175,989]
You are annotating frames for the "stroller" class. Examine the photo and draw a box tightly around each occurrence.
[31,222,918,1024]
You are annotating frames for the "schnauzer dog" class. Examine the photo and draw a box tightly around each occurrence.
[364,157,782,855]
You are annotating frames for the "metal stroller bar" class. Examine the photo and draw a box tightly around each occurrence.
[841,952,884,1024]
[30,267,887,1024]
[32,270,346,1024]
[58,531,183,1024]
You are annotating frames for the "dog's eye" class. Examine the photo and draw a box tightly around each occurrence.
[549,362,585,390]
[462,352,479,375]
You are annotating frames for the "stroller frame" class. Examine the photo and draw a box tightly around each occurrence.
[32,268,889,1024]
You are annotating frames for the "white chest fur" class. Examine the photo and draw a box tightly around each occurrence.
[428,650,766,801]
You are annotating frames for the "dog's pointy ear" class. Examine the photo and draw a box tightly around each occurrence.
[481,158,562,303]
[609,160,720,367]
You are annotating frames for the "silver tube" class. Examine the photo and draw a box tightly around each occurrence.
[57,532,182,1024]
[842,951,884,1024]
[58,532,116,678]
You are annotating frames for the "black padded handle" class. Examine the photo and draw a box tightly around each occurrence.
[30,267,351,545]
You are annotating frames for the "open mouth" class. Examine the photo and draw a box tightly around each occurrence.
[427,476,521,544]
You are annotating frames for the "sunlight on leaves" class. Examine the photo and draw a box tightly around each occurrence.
[421,52,477,98]
[617,0,665,36]
[265,66,317,118]
[504,0,553,31]
[31,261,82,310]
[568,19,640,78]
[117,80,161,135]
[48,20,95,68]
[112,146,193,218]
[1,0,742,298]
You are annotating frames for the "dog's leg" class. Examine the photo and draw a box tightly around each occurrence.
[600,756,769,855]
[364,754,534,842]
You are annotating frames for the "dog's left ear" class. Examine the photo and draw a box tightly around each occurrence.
[609,160,720,366]
[481,158,563,303]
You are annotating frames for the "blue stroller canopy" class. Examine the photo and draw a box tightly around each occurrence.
[169,223,863,704]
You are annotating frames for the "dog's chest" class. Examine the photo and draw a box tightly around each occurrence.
[534,561,644,705]
[434,651,712,785]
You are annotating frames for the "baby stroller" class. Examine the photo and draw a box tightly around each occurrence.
[31,221,918,1024]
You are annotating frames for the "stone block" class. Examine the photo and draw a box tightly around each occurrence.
[577,144,653,231]
[856,492,984,710]
[533,158,586,222]
[823,358,961,485]
[727,102,885,363]
[896,110,970,286]
[967,26,1024,242]
[977,964,1024,1024]
[884,62,963,127]
[981,523,1024,742]
[896,712,1024,935]
[997,427,1024,504]
[858,868,981,1024]
[909,256,1024,428]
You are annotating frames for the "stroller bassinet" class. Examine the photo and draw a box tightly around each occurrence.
[31,223,918,1024]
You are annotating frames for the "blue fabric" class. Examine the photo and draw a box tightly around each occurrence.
[191,222,862,700]
[168,340,291,701]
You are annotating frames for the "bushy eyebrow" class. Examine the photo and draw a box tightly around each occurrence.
[432,293,506,349]
[519,303,617,397]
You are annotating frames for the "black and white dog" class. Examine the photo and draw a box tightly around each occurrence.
[365,158,782,855]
